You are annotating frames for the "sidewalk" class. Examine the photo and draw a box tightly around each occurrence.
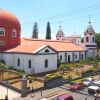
[0,85,20,100]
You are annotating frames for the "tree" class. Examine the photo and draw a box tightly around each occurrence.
[81,37,84,43]
[46,22,51,39]
[57,59,61,68]
[0,61,6,69]
[32,22,38,38]
[95,33,100,49]
[58,64,65,74]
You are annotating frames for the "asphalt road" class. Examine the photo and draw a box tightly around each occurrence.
[14,86,95,100]
[47,86,94,100]
[13,75,100,100]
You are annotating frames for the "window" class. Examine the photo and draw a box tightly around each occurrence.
[45,59,48,68]
[92,37,95,42]
[75,55,77,59]
[0,40,5,46]
[45,49,49,53]
[64,96,73,100]
[12,29,17,37]
[81,54,83,60]
[60,55,62,60]
[87,30,89,32]
[86,37,89,42]
[72,52,75,62]
[18,58,20,66]
[28,60,31,68]
[65,53,67,62]
[0,28,5,36]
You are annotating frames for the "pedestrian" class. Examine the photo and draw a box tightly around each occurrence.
[31,87,34,97]
[41,90,43,97]
[85,97,87,100]
[5,95,8,100]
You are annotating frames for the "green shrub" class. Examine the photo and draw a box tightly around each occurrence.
[0,62,7,69]
[72,76,93,82]
[9,67,25,74]
[46,73,60,80]
[83,67,95,74]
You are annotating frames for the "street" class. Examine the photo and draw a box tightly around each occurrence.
[1,75,100,100]
[14,86,95,100]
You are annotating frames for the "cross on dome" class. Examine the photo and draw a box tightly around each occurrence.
[88,16,91,24]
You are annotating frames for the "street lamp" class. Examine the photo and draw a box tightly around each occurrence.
[6,65,9,100]
[5,76,8,100]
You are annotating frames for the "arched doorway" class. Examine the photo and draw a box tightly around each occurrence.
[68,55,70,62]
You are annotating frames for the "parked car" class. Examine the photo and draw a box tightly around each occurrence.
[83,78,94,86]
[67,82,85,91]
[56,93,74,100]
[88,81,100,95]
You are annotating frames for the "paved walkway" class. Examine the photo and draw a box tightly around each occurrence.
[0,85,20,100]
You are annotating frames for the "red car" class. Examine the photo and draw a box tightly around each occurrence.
[57,93,74,100]
[67,82,85,91]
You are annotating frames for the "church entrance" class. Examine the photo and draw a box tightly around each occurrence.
[68,55,70,62]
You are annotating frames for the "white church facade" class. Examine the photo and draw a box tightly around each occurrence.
[0,10,97,74]
[0,38,86,74]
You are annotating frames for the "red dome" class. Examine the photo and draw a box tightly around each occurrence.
[0,10,21,29]
[0,10,21,51]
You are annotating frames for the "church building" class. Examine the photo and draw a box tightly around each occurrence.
[0,10,96,74]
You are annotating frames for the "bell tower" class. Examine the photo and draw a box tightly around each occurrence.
[84,18,97,58]
[56,25,65,40]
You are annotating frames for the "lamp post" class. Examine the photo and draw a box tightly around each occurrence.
[7,80,8,98]
[6,66,9,100]
[5,74,8,100]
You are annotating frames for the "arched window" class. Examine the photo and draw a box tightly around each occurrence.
[12,29,17,37]
[81,54,83,60]
[60,55,62,60]
[18,58,20,66]
[29,60,31,68]
[45,59,48,68]
[87,30,89,32]
[0,28,5,36]
[92,37,95,42]
[45,49,49,53]
[86,37,89,42]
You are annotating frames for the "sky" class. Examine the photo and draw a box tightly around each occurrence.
[1,0,100,39]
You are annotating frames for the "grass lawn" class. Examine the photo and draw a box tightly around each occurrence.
[0,71,20,80]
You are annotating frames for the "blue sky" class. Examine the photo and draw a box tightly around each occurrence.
[1,0,100,39]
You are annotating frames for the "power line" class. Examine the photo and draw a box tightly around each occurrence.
[22,11,100,29]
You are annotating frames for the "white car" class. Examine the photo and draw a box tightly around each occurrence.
[83,78,94,86]
[88,81,100,94]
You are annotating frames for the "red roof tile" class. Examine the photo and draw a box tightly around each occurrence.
[6,38,86,53]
